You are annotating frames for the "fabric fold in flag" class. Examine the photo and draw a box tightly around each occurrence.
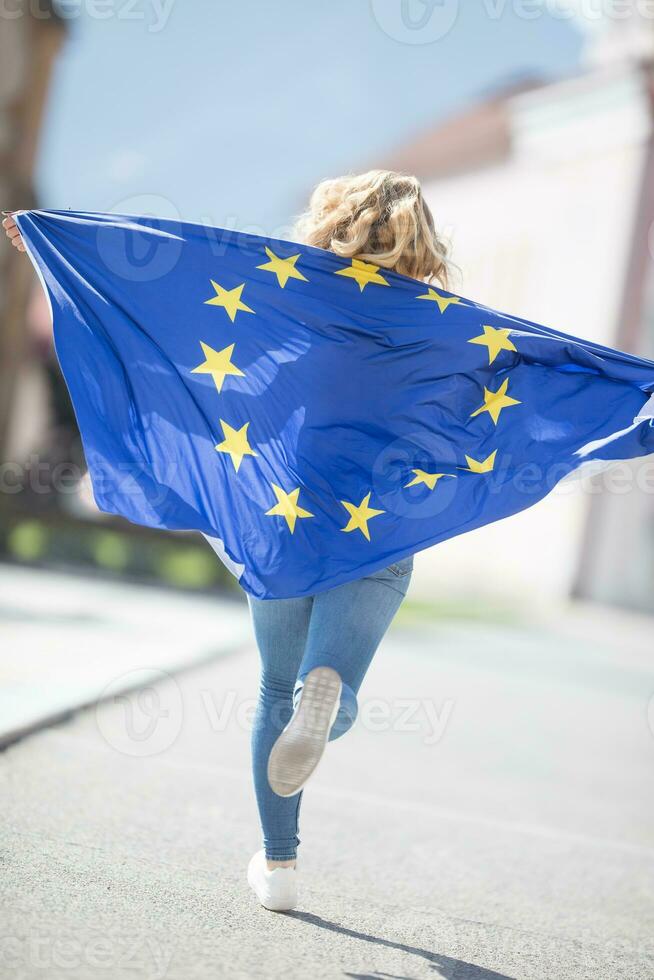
[15,209,654,599]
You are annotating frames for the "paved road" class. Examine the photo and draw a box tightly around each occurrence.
[2,610,654,979]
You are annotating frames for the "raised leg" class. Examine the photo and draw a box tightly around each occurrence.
[298,558,413,740]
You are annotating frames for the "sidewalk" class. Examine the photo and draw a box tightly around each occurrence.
[0,564,251,748]
[2,590,653,979]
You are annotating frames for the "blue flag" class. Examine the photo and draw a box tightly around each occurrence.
[15,209,654,599]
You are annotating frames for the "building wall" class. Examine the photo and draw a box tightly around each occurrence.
[410,64,652,607]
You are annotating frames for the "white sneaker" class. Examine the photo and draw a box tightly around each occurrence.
[247,849,298,911]
[267,665,342,798]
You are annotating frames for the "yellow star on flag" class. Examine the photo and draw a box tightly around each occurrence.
[460,451,497,473]
[204,280,254,322]
[468,325,516,365]
[416,287,461,314]
[470,378,521,425]
[340,492,384,541]
[404,469,455,490]
[257,247,308,288]
[215,420,257,472]
[265,484,314,533]
[335,258,389,292]
[191,341,245,393]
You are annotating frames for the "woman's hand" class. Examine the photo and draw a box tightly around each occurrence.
[2,214,26,252]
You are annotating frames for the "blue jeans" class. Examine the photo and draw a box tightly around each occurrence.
[247,556,413,861]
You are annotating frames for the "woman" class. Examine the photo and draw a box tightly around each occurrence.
[3,171,450,912]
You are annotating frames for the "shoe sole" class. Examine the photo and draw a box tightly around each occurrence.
[267,666,342,798]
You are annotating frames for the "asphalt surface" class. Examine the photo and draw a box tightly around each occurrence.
[2,608,654,979]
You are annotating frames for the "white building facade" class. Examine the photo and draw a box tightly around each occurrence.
[386,54,654,611]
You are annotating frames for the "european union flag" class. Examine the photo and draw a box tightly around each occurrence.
[15,209,654,599]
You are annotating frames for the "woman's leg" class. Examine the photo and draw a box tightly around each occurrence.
[248,593,313,863]
[299,557,413,740]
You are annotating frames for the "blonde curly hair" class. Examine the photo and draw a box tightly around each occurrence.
[294,170,450,286]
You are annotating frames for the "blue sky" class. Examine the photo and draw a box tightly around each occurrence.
[38,1,583,234]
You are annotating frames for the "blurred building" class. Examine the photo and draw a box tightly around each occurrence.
[0,2,65,461]
[385,25,654,612]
